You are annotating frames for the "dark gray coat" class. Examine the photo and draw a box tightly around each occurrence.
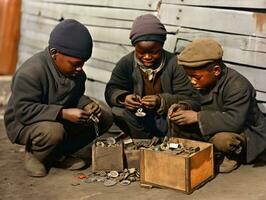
[105,50,200,114]
[4,48,93,143]
[198,65,266,162]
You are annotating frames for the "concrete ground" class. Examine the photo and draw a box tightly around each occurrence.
[1,77,266,200]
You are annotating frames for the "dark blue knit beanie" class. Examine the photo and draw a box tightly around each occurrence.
[49,19,93,60]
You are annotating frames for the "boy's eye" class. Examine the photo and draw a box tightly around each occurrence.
[195,75,202,80]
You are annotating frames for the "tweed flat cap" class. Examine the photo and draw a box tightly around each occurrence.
[178,38,223,68]
[49,19,93,60]
[129,14,167,45]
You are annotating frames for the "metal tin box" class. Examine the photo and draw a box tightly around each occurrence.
[92,140,124,172]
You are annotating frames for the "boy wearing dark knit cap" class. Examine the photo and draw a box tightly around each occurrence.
[105,14,200,138]
[169,38,266,173]
[4,19,113,177]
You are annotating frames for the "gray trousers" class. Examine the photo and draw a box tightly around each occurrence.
[171,124,246,162]
[17,102,113,163]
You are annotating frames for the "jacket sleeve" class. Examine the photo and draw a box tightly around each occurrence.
[159,59,201,114]
[198,85,252,136]
[12,71,63,125]
[105,55,134,107]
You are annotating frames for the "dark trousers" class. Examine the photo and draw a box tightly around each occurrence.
[112,106,167,139]
[17,102,113,163]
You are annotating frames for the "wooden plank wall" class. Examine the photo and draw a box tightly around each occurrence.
[160,0,266,113]
[18,0,266,113]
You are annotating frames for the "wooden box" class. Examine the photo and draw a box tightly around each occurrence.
[124,149,140,169]
[92,141,124,172]
[124,139,152,169]
[140,138,214,194]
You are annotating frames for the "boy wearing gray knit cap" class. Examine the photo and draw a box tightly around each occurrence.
[105,14,200,139]
[4,19,113,177]
[169,38,266,173]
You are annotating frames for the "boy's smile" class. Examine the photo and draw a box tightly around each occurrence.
[135,41,163,68]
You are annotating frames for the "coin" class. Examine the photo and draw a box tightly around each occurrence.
[103,179,117,187]
[109,170,119,178]
[106,137,116,145]
[120,180,131,186]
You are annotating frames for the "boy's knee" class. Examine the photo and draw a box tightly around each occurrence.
[35,122,65,146]
[209,132,246,153]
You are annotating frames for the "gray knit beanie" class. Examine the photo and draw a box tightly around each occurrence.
[49,19,93,60]
[129,14,167,45]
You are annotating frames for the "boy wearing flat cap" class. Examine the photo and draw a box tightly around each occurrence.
[169,38,266,173]
[105,14,200,138]
[4,19,113,177]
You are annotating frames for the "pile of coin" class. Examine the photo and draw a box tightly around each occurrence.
[95,139,121,147]
[151,141,200,155]
[83,168,140,187]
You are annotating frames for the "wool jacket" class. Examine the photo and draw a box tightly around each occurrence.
[198,65,266,162]
[105,50,200,115]
[4,47,93,143]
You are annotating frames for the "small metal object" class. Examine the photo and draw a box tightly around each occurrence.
[160,142,170,151]
[96,170,107,177]
[96,176,106,182]
[95,141,105,147]
[135,108,146,117]
[106,137,116,145]
[90,114,99,123]
[148,136,159,147]
[169,143,179,149]
[108,170,119,178]
[84,175,98,183]
[234,145,242,154]
[103,179,117,187]
[120,180,131,186]
[94,122,99,137]
[123,138,133,145]
[128,176,136,182]
[128,168,136,174]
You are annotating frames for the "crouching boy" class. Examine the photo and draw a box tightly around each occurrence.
[4,19,113,177]
[169,38,266,173]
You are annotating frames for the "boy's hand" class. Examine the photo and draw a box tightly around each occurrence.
[124,94,142,110]
[62,108,90,124]
[84,101,101,119]
[169,110,198,125]
[168,103,190,117]
[209,132,242,153]
[141,95,160,110]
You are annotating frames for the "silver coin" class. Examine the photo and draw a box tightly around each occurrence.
[109,170,119,178]
[120,180,131,186]
[84,175,98,183]
[96,176,106,182]
[103,179,117,187]
[106,137,116,145]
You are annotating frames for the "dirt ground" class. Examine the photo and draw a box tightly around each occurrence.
[1,75,266,200]
[1,114,266,200]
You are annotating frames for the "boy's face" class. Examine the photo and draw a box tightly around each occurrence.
[53,52,85,77]
[184,65,221,91]
[135,41,163,68]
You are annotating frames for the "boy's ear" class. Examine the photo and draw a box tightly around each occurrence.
[212,65,221,77]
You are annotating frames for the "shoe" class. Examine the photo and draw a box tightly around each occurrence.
[25,152,47,177]
[219,156,239,173]
[54,155,86,170]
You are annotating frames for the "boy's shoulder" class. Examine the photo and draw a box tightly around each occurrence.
[223,66,254,92]
[15,50,49,80]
